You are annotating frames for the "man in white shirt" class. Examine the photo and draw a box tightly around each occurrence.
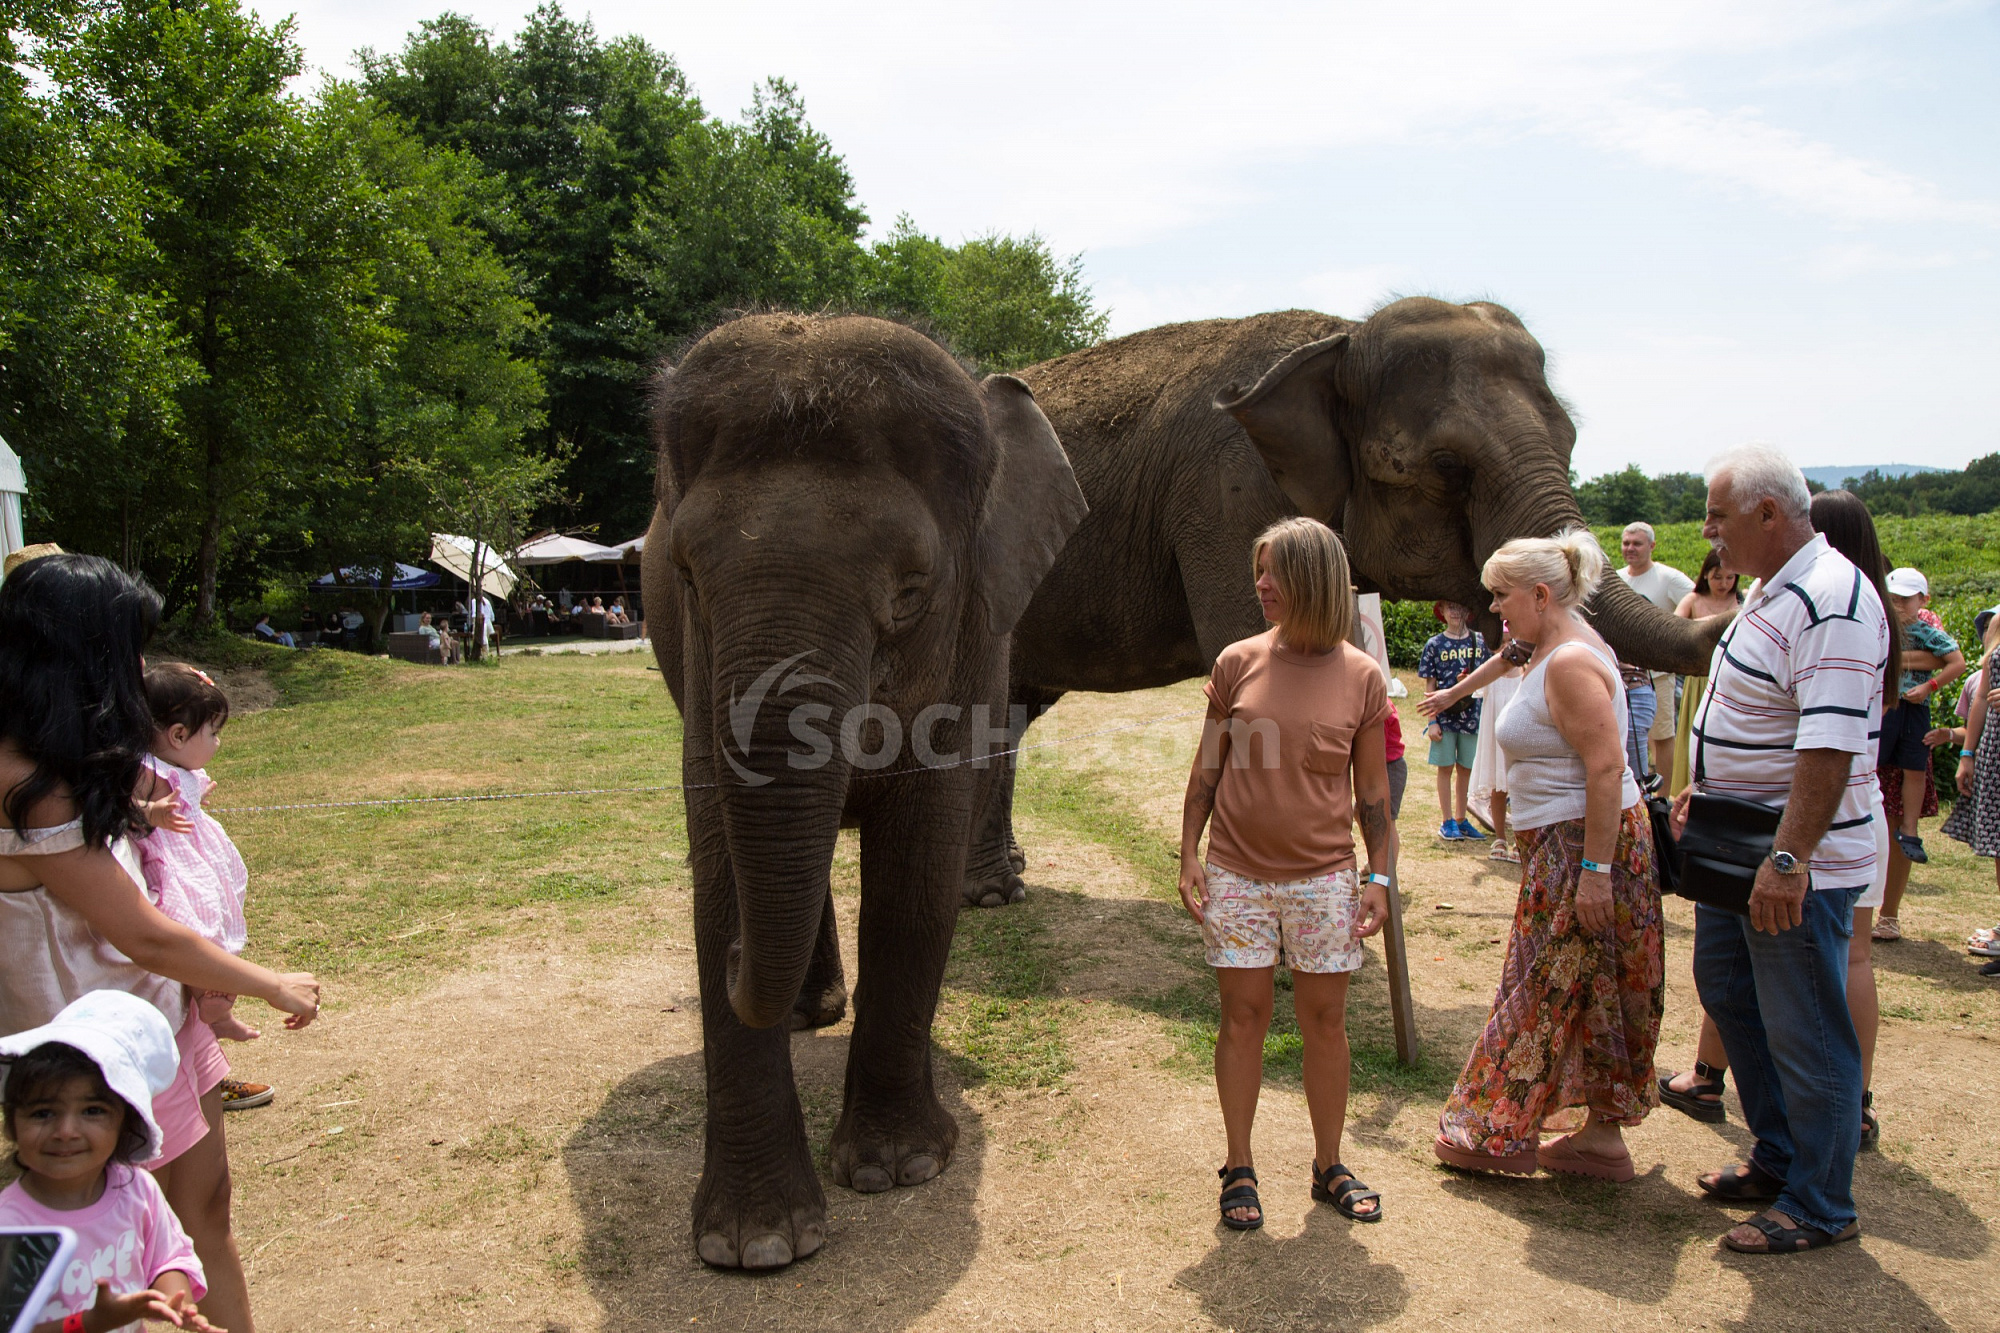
[1618,522,1695,780]
[1675,444,1888,1256]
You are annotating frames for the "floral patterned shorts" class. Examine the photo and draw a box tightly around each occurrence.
[1201,863,1365,974]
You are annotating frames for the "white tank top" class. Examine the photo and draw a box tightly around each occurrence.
[0,820,187,1035]
[1496,640,1643,830]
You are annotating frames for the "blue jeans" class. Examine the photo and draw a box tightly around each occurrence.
[1693,889,1864,1234]
[1624,680,1656,783]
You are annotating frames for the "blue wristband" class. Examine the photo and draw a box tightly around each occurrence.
[1580,858,1612,874]
[1365,872,1392,888]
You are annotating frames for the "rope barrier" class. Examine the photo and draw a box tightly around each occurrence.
[210,708,1208,815]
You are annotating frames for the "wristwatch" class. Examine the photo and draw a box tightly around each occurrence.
[1770,850,1808,875]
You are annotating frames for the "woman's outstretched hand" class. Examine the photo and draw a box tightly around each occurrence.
[1177,854,1208,925]
[268,972,321,1029]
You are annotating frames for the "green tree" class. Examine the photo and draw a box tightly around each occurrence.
[1848,454,2000,517]
[1575,464,1662,527]
[859,217,1108,371]
[0,0,195,565]
[49,0,396,622]
[290,87,548,647]
[362,5,709,541]
[618,78,868,339]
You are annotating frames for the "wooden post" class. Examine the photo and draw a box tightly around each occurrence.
[1381,872,1419,1066]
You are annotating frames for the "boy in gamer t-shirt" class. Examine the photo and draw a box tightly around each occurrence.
[1417,601,1486,840]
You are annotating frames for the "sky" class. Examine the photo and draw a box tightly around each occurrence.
[283,0,1999,481]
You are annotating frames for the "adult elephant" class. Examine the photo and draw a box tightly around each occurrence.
[640,314,1087,1269]
[959,297,1723,907]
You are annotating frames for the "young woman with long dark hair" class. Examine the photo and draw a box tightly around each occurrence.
[0,553,321,1333]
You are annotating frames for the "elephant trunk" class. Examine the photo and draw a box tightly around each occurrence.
[710,634,861,1030]
[1470,444,1723,674]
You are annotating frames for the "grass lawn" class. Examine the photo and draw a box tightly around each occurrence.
[214,650,688,991]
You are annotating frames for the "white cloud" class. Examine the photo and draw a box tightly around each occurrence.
[1584,102,2000,226]
[283,0,1996,248]
[1803,242,1961,278]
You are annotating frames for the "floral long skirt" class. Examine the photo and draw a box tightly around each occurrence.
[1437,803,1665,1156]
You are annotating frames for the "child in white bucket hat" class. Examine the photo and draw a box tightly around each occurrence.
[0,991,219,1332]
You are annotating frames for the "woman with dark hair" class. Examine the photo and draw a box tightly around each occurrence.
[1658,490,1897,1149]
[1669,550,1742,794]
[0,553,321,1333]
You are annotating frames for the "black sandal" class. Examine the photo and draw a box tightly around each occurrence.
[1698,1160,1784,1202]
[1311,1161,1382,1222]
[1218,1165,1263,1230]
[1659,1061,1728,1123]
[1722,1213,1860,1253]
[1859,1089,1879,1152]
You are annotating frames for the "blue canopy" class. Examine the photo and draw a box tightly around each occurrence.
[313,563,440,590]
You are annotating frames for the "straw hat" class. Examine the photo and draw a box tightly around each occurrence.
[2,542,63,579]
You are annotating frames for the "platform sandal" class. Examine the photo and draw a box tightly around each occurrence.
[1658,1061,1728,1124]
[1311,1161,1382,1222]
[1218,1165,1263,1230]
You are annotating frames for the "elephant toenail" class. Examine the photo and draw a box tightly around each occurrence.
[898,1155,939,1185]
[697,1232,739,1268]
[794,1222,825,1257]
[740,1234,795,1269]
[850,1164,894,1193]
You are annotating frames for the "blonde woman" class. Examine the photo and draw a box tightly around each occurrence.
[1433,529,1664,1182]
[1178,518,1398,1228]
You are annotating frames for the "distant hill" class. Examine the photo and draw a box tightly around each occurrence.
[1803,463,1944,488]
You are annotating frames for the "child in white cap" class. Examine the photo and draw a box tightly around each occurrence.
[1880,567,1965,869]
[0,991,221,1332]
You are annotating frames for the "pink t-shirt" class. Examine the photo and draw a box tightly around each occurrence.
[0,1165,206,1329]
[136,756,248,955]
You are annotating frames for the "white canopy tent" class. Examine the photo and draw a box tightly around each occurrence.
[0,434,25,567]
[584,532,645,562]
[428,533,518,598]
[514,532,619,565]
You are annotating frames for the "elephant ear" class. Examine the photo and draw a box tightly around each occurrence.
[1213,332,1351,524]
[976,375,1089,637]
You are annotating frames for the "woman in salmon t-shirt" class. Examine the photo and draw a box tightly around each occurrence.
[1178,517,1400,1230]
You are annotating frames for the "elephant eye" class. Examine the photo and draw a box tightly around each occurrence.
[890,574,928,625]
[1430,452,1470,486]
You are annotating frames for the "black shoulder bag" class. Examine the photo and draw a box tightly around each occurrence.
[1663,640,1783,916]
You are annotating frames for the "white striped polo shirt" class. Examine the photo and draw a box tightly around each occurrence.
[1690,533,1890,891]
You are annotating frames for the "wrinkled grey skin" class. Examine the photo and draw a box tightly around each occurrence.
[957,297,1723,907]
[641,314,1086,1270]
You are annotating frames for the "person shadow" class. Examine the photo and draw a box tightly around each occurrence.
[1437,1110,1978,1325]
[562,1023,982,1332]
[1174,1207,1410,1331]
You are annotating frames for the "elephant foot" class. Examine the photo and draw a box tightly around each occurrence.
[960,865,1025,909]
[830,1096,960,1195]
[789,980,849,1031]
[692,1150,827,1271]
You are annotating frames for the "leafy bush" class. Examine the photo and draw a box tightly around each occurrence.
[1380,600,1435,668]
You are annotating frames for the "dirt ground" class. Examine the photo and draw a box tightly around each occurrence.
[219,681,1997,1333]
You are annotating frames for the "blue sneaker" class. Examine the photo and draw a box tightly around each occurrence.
[1438,821,1458,840]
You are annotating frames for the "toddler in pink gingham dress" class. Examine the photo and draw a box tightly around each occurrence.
[137,664,256,1043]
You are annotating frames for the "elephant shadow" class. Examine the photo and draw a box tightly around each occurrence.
[562,1026,983,1332]
[1173,1208,1409,1331]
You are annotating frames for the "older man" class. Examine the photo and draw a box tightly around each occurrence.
[1677,444,1889,1254]
[1618,522,1694,780]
